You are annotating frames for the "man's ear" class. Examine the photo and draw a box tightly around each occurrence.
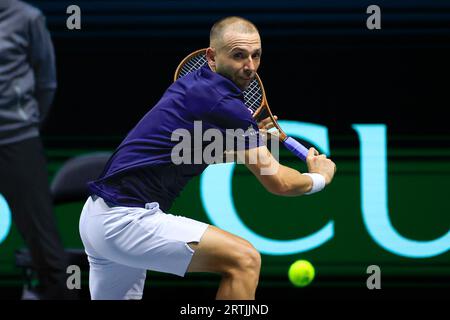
[206,47,216,71]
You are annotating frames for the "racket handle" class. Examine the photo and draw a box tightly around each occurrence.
[283,137,308,162]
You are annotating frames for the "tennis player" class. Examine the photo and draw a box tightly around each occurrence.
[79,16,336,300]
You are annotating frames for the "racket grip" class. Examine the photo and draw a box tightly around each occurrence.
[283,137,308,162]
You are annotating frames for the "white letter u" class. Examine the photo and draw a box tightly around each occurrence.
[353,124,450,258]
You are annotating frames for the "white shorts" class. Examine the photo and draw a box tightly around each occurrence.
[79,195,209,300]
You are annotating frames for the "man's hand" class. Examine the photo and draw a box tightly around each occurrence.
[306,147,336,185]
[257,115,278,133]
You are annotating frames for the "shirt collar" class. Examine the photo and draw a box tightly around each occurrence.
[199,65,244,99]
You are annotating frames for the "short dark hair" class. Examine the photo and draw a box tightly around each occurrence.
[209,16,259,48]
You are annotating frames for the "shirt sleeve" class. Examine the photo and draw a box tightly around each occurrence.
[204,96,265,151]
[28,12,57,123]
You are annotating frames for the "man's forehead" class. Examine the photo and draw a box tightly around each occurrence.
[221,32,261,51]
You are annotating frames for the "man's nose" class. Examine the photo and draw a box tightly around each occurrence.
[244,57,256,72]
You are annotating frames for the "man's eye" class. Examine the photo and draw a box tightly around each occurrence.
[252,53,261,59]
[234,52,244,59]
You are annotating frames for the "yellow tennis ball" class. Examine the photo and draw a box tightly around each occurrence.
[288,260,315,287]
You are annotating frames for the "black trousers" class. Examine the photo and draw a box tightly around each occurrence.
[0,137,74,299]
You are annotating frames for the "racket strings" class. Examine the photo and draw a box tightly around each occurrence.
[243,81,262,114]
[179,54,208,77]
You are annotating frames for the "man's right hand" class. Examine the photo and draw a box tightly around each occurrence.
[306,147,336,185]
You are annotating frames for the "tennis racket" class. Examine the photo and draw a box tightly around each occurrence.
[174,48,309,162]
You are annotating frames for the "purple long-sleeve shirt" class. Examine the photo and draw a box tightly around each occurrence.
[88,65,263,211]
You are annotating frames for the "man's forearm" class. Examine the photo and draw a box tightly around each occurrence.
[275,165,313,196]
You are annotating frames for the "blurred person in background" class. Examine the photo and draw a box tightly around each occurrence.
[0,0,76,300]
